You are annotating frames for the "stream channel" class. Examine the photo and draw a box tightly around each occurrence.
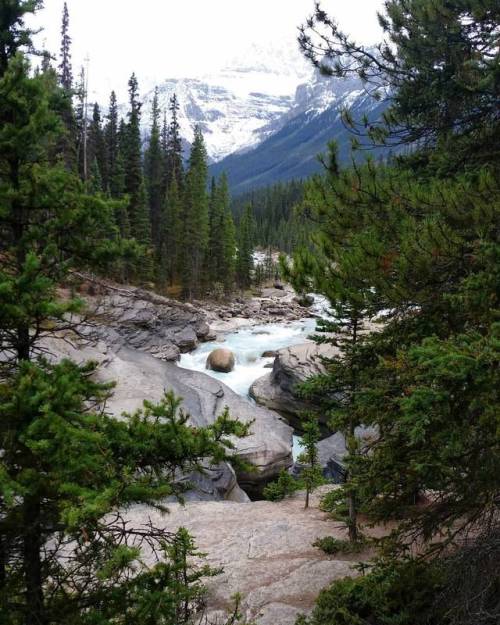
[179,296,329,461]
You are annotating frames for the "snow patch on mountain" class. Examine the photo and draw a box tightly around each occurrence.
[139,42,374,163]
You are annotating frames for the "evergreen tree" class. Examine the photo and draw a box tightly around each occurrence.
[236,204,254,289]
[208,175,224,284]
[0,0,43,76]
[124,73,152,250]
[87,102,106,191]
[222,199,237,294]
[160,176,182,287]
[58,1,72,91]
[298,414,324,509]
[181,126,209,298]
[144,87,163,252]
[291,5,500,621]
[299,0,500,169]
[104,90,122,197]
[166,93,184,189]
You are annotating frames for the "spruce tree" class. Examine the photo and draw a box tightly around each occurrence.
[58,1,72,92]
[0,0,43,76]
[144,87,164,253]
[291,0,500,563]
[222,196,237,294]
[166,93,184,189]
[104,90,122,196]
[299,414,324,509]
[160,176,182,287]
[236,204,254,289]
[181,126,209,298]
[124,73,152,250]
[87,102,106,191]
[208,176,224,284]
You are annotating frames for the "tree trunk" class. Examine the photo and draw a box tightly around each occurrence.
[348,491,358,542]
[23,497,45,625]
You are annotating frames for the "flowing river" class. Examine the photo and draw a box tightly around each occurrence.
[179,295,329,459]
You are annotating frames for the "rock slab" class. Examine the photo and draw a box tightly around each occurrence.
[132,488,356,624]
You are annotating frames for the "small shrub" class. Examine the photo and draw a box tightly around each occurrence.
[313,536,366,555]
[295,558,446,625]
[263,470,302,501]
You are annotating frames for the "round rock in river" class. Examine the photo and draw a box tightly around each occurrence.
[206,347,236,373]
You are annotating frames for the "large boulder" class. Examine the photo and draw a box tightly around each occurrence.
[250,342,338,426]
[206,348,235,373]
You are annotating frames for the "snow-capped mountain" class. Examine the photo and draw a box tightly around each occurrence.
[136,41,386,189]
[141,42,314,162]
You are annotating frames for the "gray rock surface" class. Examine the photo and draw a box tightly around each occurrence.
[131,488,357,624]
[206,347,236,373]
[250,342,338,424]
[315,427,378,482]
[47,336,293,498]
[85,286,212,359]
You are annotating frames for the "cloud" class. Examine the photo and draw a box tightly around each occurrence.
[32,0,384,101]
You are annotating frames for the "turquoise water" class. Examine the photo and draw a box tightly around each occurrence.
[178,295,329,461]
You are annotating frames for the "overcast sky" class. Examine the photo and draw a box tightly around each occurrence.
[31,0,385,100]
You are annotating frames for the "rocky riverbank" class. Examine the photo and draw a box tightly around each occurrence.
[197,284,320,334]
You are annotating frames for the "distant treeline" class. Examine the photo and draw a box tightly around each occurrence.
[231,178,312,254]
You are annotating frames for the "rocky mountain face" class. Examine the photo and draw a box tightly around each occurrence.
[141,43,312,163]
[138,44,386,187]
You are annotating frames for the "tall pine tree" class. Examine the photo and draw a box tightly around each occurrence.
[181,126,209,298]
[123,73,151,251]
[58,1,72,91]
[144,87,163,253]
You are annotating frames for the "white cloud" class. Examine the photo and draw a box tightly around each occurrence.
[31,0,385,101]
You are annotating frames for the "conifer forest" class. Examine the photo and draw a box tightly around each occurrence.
[0,1,499,625]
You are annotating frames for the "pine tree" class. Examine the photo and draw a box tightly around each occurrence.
[104,91,122,196]
[87,102,106,191]
[0,21,249,624]
[181,126,209,298]
[291,0,500,562]
[166,93,184,189]
[222,199,236,294]
[58,2,72,92]
[160,176,182,287]
[144,87,164,253]
[299,414,324,509]
[236,204,254,289]
[124,73,152,249]
[0,0,43,76]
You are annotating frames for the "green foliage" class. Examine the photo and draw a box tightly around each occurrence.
[231,179,310,254]
[296,558,446,625]
[181,126,209,297]
[208,173,237,293]
[236,204,255,289]
[263,469,302,502]
[298,414,326,509]
[0,359,249,624]
[291,0,500,622]
[313,537,366,556]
